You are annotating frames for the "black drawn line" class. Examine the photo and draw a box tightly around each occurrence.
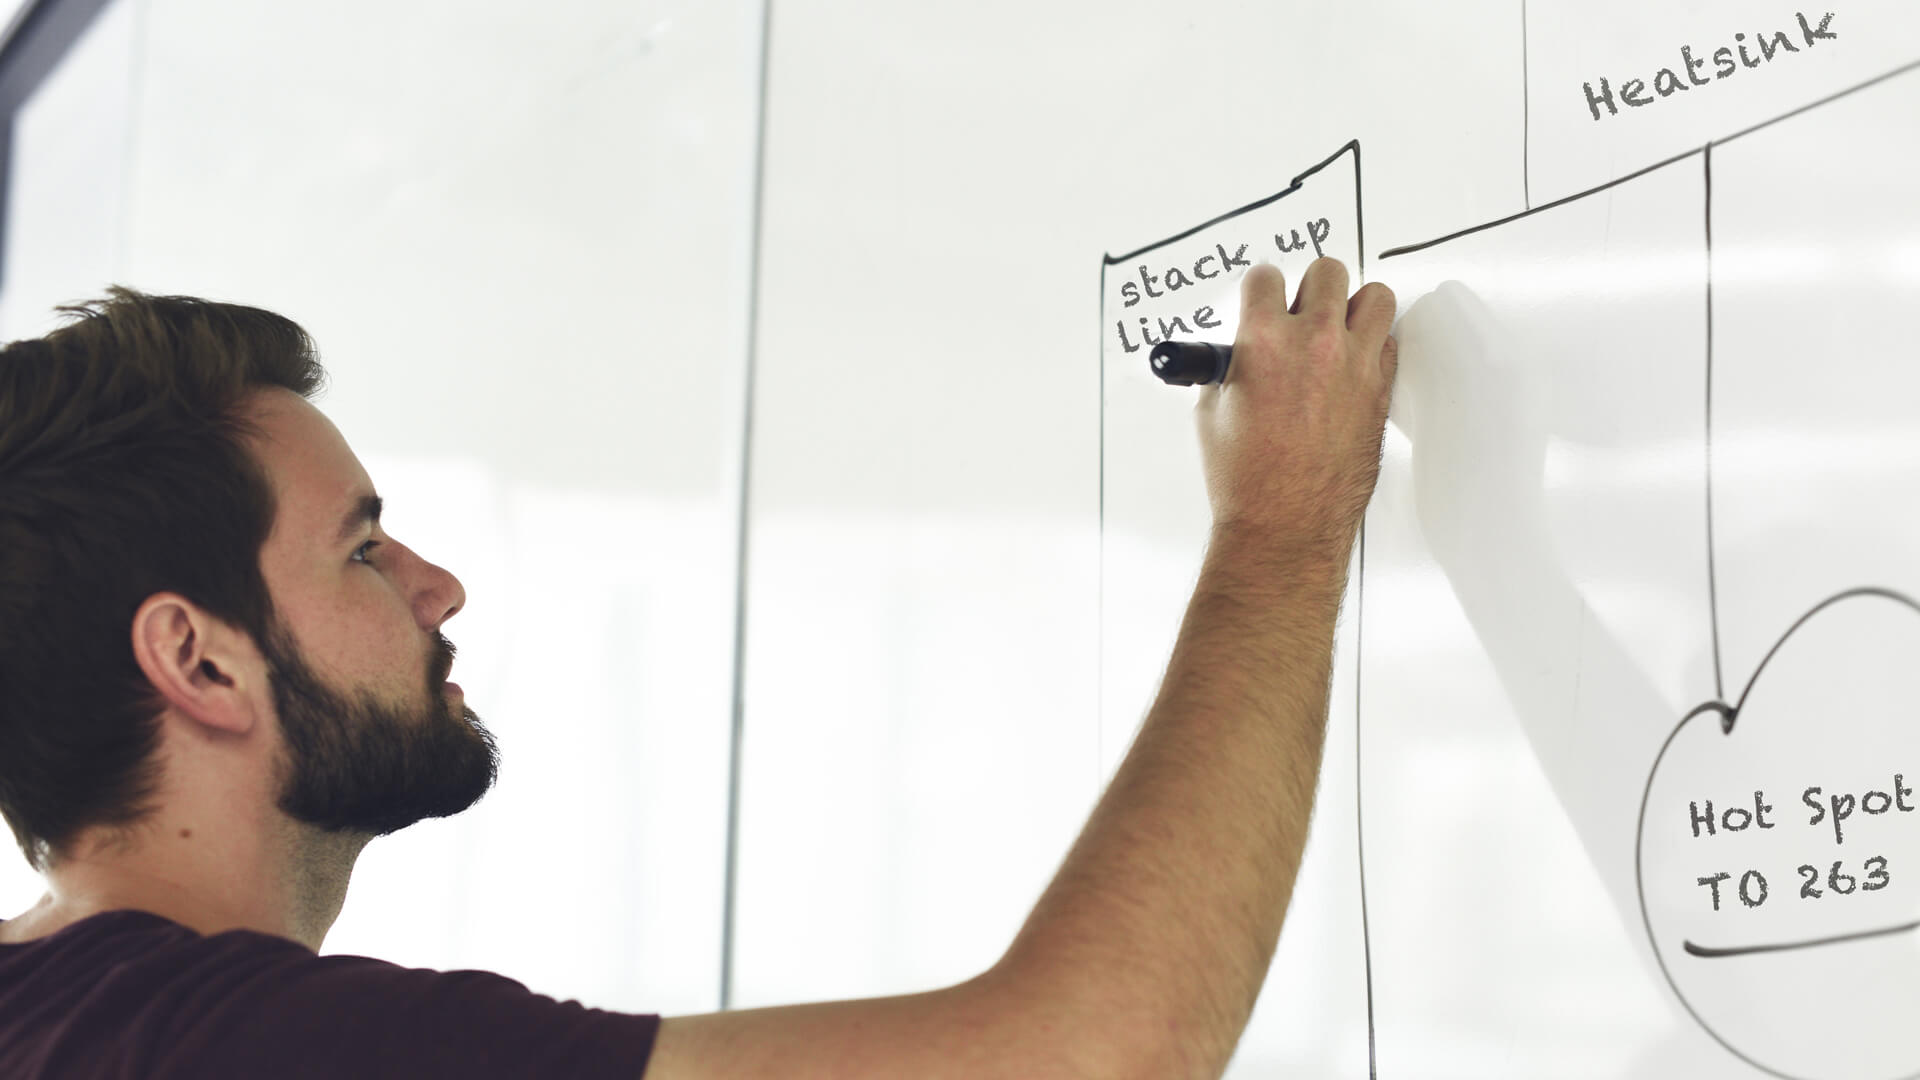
[1636,586,1920,1080]
[1379,56,1920,262]
[1103,140,1362,266]
[1351,143,1376,1080]
[1727,587,1920,729]
[1354,139,1367,282]
[1704,145,1722,702]
[1716,56,1920,149]
[1356,527,1379,1080]
[1377,146,1702,259]
[1685,919,1920,959]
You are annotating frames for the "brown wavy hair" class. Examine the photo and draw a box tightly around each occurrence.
[0,286,328,872]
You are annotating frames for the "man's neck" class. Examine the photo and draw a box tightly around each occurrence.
[7,822,368,952]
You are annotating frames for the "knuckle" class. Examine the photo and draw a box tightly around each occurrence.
[1300,308,1344,343]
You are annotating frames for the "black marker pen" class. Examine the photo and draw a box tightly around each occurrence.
[1148,340,1233,386]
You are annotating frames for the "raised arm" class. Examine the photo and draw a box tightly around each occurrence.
[646,259,1397,1080]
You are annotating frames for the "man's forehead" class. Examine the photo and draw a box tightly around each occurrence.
[246,389,376,545]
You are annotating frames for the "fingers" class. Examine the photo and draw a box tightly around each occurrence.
[1227,264,1290,390]
[1346,281,1396,341]
[1238,262,1289,326]
[1346,280,1397,378]
[1237,259,1397,383]
[1292,257,1349,318]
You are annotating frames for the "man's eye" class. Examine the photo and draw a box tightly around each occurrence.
[352,539,382,564]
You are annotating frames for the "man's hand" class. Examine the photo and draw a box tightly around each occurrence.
[1196,258,1397,563]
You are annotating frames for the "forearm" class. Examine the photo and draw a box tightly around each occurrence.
[995,525,1348,1080]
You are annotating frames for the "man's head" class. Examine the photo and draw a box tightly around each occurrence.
[0,287,497,882]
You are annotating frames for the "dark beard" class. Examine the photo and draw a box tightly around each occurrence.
[260,617,498,838]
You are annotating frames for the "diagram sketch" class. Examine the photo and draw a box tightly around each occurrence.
[1101,9,1920,1075]
[1371,55,1920,1080]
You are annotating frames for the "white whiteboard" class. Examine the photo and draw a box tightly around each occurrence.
[1098,4,1920,1075]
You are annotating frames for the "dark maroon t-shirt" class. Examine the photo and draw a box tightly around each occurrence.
[0,909,659,1079]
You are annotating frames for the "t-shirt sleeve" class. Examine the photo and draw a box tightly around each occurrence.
[148,932,660,1080]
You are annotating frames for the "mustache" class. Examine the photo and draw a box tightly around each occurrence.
[430,634,457,685]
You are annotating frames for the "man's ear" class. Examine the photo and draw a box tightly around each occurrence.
[128,594,262,737]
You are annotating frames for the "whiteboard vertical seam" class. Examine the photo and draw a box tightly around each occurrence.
[1097,257,1105,800]
[1521,0,1530,210]
[719,0,775,1013]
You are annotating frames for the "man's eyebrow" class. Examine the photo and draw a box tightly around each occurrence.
[333,493,383,546]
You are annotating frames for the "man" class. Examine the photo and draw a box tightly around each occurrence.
[0,257,1395,1078]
